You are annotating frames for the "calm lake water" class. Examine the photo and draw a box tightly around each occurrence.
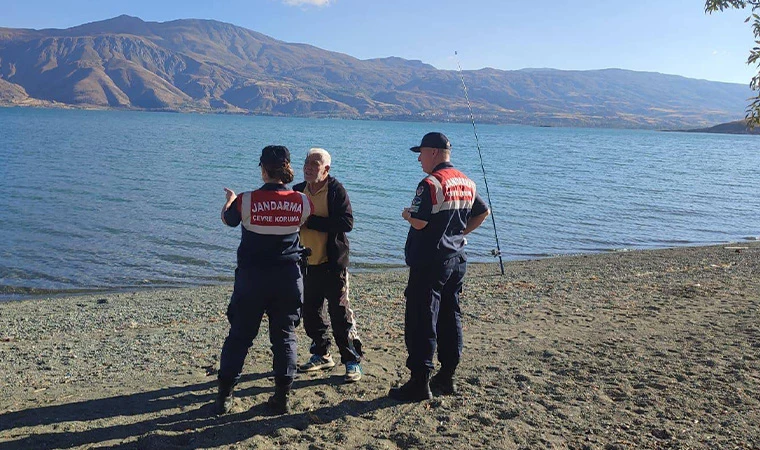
[1,108,758,299]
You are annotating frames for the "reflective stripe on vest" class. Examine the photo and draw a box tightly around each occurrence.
[240,190,311,235]
[425,168,477,214]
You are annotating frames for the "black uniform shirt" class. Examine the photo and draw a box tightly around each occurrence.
[224,183,311,268]
[405,162,488,267]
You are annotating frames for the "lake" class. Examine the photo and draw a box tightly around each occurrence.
[1,108,758,299]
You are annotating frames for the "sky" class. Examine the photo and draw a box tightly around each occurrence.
[2,0,757,85]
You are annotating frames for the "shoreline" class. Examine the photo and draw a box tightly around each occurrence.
[1,242,759,449]
[2,239,757,303]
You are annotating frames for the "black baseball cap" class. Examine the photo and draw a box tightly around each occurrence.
[410,132,451,152]
[259,145,291,166]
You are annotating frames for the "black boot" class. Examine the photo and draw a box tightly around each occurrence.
[388,373,432,402]
[214,378,236,415]
[267,382,292,415]
[430,369,457,395]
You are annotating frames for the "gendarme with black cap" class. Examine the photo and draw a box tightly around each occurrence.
[259,145,291,166]
[410,132,451,153]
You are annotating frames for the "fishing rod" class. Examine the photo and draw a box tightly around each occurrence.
[454,51,505,276]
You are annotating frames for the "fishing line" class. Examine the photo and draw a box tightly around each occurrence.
[454,51,505,276]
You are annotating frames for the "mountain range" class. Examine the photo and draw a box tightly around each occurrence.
[0,15,753,129]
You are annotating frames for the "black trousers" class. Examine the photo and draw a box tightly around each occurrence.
[404,255,466,377]
[219,263,303,386]
[302,264,362,364]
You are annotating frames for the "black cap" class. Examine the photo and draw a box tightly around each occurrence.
[410,132,451,152]
[259,145,291,166]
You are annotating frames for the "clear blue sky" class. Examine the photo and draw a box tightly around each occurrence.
[3,0,757,84]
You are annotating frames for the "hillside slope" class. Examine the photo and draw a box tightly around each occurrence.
[0,15,752,128]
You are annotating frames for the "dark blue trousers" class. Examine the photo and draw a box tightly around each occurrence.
[404,255,466,377]
[219,263,303,386]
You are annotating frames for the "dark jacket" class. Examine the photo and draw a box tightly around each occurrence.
[293,175,353,269]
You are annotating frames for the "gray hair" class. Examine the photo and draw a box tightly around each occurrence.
[307,147,331,167]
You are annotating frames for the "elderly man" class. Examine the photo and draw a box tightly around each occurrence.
[294,148,363,382]
[390,132,490,402]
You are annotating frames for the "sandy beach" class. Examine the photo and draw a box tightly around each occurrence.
[1,242,758,449]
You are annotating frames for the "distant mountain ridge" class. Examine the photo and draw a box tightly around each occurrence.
[685,119,760,134]
[0,15,752,128]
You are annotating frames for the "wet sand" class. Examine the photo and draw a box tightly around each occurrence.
[1,242,758,449]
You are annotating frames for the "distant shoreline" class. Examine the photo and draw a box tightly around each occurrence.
[663,119,760,135]
[0,103,746,131]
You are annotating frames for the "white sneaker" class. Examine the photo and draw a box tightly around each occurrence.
[298,353,336,372]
